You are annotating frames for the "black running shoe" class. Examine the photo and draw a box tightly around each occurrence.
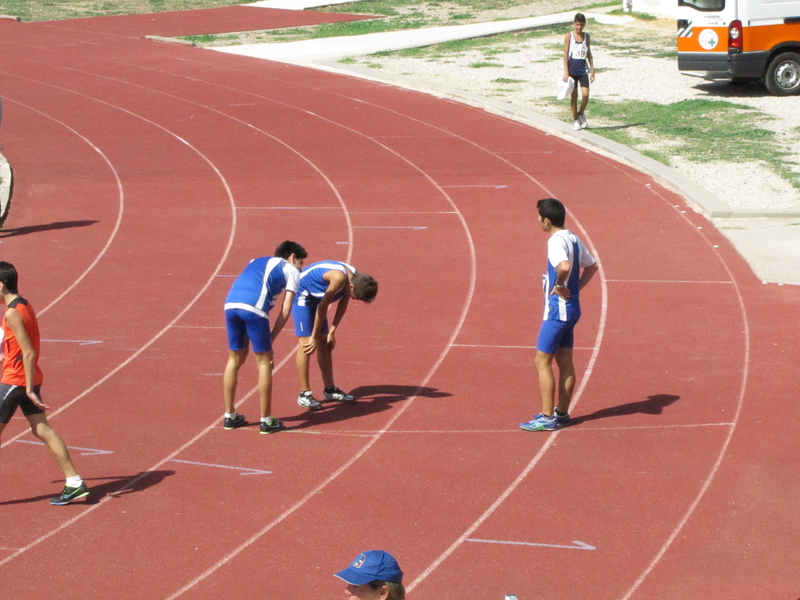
[259,419,285,434]
[50,482,89,506]
[224,413,246,430]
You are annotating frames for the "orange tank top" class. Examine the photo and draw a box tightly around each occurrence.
[1,297,44,387]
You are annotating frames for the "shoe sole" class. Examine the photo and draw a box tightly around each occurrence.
[298,401,323,410]
[322,396,356,403]
[260,427,285,434]
[519,424,561,432]
[51,490,89,505]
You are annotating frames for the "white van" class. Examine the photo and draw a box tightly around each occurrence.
[676,0,800,95]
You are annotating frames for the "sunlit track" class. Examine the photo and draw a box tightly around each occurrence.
[0,97,125,318]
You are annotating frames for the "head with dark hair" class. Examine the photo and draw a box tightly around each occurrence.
[368,580,406,600]
[574,12,586,24]
[274,241,307,261]
[351,273,378,303]
[0,261,19,295]
[537,197,566,229]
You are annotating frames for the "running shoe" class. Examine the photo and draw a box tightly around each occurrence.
[579,114,588,129]
[297,391,323,410]
[260,419,285,434]
[323,386,356,403]
[224,413,246,430]
[554,411,571,426]
[519,413,561,432]
[50,482,89,506]
[572,119,582,131]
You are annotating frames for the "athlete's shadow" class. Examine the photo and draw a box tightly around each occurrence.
[284,385,451,430]
[568,394,680,426]
[0,469,174,506]
[0,220,99,238]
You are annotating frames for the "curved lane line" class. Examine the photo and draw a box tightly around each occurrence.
[0,96,126,318]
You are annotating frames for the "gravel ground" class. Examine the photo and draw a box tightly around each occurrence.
[342,10,800,212]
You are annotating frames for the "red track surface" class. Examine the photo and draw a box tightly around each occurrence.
[0,9,799,600]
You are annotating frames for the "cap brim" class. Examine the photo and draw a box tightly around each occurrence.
[334,568,374,585]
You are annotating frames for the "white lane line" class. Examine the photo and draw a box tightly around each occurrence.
[41,339,103,345]
[1,98,125,319]
[606,279,733,284]
[170,459,271,476]
[467,538,595,551]
[14,440,114,455]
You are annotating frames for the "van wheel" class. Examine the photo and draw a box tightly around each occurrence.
[765,52,800,96]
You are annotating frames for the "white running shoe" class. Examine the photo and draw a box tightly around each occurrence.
[297,391,323,410]
[572,119,581,130]
[579,114,588,129]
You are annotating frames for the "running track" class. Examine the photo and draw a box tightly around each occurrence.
[0,8,799,600]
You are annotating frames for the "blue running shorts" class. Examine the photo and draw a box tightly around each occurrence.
[291,298,328,338]
[225,308,272,353]
[536,318,579,355]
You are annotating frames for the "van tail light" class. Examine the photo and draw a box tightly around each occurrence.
[729,20,743,50]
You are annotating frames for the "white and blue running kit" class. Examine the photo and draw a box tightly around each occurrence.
[537,230,596,355]
[225,257,300,353]
[568,31,590,87]
[292,261,356,337]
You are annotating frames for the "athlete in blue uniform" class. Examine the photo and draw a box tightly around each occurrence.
[291,261,378,410]
[223,241,306,434]
[521,198,598,432]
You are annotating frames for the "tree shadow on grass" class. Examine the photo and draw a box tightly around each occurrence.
[282,384,451,430]
[569,394,680,426]
[0,220,99,238]
[0,469,175,506]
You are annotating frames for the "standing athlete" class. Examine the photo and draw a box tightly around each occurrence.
[223,241,306,434]
[292,261,378,410]
[0,261,89,505]
[521,198,598,432]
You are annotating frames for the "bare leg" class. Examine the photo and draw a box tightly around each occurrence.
[296,336,312,391]
[27,413,78,478]
[570,85,579,120]
[316,338,334,390]
[577,85,590,118]
[534,350,557,417]
[223,348,248,414]
[254,351,274,419]
[554,347,576,414]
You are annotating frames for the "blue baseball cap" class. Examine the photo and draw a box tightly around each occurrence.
[334,550,403,585]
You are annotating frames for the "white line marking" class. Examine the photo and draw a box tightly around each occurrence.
[14,440,113,455]
[2,98,125,318]
[352,225,427,230]
[170,459,271,476]
[606,279,733,284]
[441,185,507,188]
[467,538,595,551]
[41,339,103,345]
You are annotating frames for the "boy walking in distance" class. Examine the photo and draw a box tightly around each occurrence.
[0,261,89,505]
[292,261,378,410]
[521,199,598,432]
[563,13,595,131]
[223,241,307,434]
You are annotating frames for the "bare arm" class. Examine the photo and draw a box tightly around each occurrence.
[5,308,48,409]
[550,260,572,299]
[270,290,295,342]
[579,263,598,290]
[303,270,347,355]
[563,33,571,80]
[586,33,595,82]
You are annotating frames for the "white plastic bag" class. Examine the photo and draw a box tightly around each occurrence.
[556,77,575,100]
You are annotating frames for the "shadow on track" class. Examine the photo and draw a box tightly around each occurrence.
[0,220,99,238]
[569,394,680,426]
[0,470,175,506]
[283,385,451,430]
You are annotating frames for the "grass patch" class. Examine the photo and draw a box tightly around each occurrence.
[588,99,800,189]
[492,77,525,83]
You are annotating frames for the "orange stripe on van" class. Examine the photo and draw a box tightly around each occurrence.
[742,22,800,52]
[677,26,729,52]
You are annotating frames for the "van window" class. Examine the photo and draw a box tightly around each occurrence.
[679,0,725,10]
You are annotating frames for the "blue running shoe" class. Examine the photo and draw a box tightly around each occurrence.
[554,411,571,426]
[520,413,561,432]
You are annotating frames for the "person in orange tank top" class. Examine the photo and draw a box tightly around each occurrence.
[0,262,89,505]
